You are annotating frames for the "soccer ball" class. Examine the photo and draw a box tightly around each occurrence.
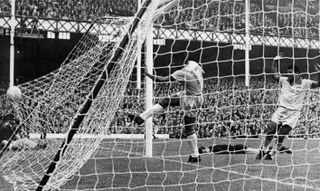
[6,86,22,101]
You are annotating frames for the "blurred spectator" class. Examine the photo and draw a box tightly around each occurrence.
[0,0,138,20]
[0,0,319,137]
[0,0,318,39]
[0,74,314,138]
[105,75,320,138]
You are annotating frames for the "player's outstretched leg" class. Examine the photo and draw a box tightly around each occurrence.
[128,103,164,125]
[128,113,145,125]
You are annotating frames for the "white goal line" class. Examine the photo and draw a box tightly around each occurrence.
[28,134,320,140]
[29,133,169,139]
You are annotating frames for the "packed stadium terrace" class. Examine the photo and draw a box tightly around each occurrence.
[1,74,319,138]
[0,0,319,38]
[0,0,138,20]
[115,76,319,138]
[0,0,319,138]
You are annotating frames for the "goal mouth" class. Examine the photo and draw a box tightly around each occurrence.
[1,0,320,190]
[0,0,160,190]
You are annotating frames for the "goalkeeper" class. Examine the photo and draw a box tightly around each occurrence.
[199,144,259,155]
[0,114,46,152]
[129,60,204,163]
[257,56,320,160]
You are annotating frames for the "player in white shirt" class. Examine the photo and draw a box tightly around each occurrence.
[128,60,204,163]
[256,57,320,160]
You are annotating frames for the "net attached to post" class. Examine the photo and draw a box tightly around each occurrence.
[0,1,160,190]
[87,0,320,190]
[1,0,320,190]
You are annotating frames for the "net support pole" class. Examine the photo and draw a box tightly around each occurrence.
[9,0,16,87]
[136,47,142,90]
[145,23,153,158]
[245,0,250,87]
[136,0,142,90]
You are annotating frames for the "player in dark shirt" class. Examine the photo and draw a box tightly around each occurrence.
[0,115,18,150]
[198,144,259,155]
[0,114,46,151]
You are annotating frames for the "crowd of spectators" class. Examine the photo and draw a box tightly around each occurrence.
[109,75,320,139]
[156,0,319,38]
[0,0,137,20]
[1,74,320,139]
[0,0,319,38]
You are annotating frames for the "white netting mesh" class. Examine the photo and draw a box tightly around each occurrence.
[0,1,160,190]
[1,0,320,191]
[100,0,320,190]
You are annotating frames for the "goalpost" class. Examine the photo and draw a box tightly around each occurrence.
[9,0,17,87]
[1,0,320,190]
[0,0,161,190]
[144,22,154,158]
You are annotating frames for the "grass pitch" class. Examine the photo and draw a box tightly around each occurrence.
[60,138,320,191]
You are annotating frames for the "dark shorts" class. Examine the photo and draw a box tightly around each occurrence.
[158,91,203,117]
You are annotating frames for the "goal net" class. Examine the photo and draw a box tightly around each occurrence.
[0,0,160,190]
[1,0,320,190]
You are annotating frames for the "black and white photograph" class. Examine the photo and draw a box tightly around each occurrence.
[1,0,320,190]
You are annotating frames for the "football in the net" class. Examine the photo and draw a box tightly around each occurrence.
[6,86,22,101]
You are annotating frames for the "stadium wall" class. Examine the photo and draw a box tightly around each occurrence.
[0,34,82,85]
[153,39,320,78]
[0,35,319,86]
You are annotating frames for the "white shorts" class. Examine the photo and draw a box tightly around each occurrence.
[271,107,301,129]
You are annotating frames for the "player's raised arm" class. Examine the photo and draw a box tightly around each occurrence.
[144,71,175,82]
[271,56,281,81]
[311,63,320,88]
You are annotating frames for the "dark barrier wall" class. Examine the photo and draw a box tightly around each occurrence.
[153,39,320,78]
[0,33,82,86]
[0,35,319,86]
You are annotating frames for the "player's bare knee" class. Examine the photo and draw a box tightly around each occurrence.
[184,115,196,136]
